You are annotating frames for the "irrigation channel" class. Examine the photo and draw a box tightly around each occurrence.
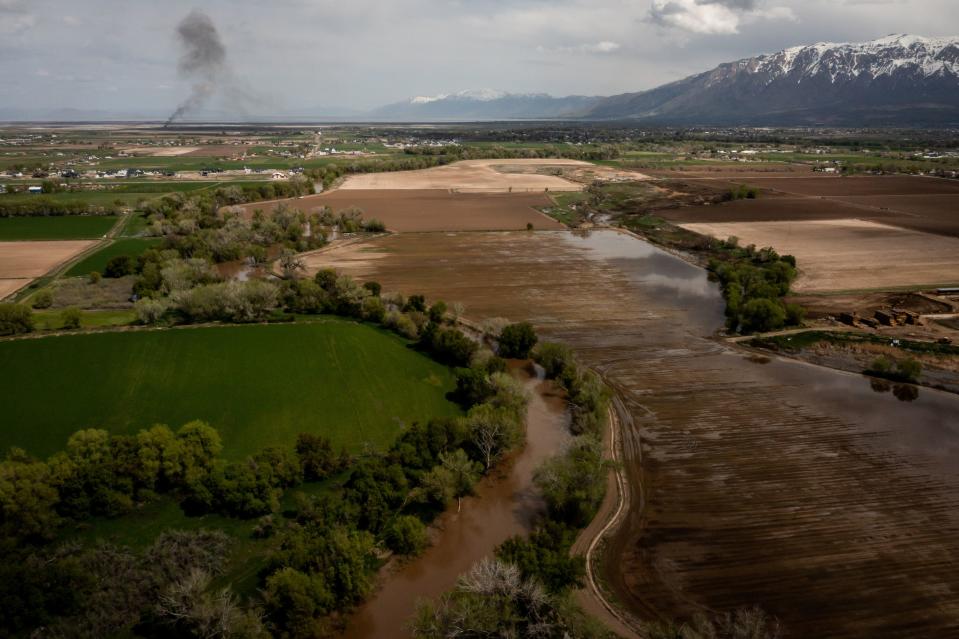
[329,229,959,638]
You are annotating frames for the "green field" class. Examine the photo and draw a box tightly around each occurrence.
[0,320,459,459]
[64,237,163,276]
[0,215,119,240]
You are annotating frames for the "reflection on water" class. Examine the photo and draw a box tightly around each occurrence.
[869,376,920,402]
[561,229,726,333]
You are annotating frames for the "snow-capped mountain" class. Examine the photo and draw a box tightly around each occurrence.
[369,90,602,121]
[585,34,959,125]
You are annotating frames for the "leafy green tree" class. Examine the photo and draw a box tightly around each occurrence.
[104,255,136,278]
[362,281,381,297]
[739,298,786,334]
[498,322,538,359]
[496,521,585,593]
[0,455,61,540]
[295,434,339,481]
[428,300,448,323]
[385,515,429,556]
[0,303,34,336]
[535,435,606,527]
[262,567,333,637]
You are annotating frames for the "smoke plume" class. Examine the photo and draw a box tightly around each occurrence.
[165,10,232,126]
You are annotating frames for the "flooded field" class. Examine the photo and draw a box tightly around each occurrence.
[319,229,959,638]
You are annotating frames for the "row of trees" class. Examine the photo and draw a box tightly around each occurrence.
[0,196,124,217]
[404,143,623,162]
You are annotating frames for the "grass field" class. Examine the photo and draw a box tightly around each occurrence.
[64,237,162,276]
[0,215,119,240]
[0,320,460,459]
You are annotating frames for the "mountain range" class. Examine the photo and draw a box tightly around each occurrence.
[369,35,959,125]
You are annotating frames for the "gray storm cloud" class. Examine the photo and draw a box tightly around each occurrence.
[165,10,241,126]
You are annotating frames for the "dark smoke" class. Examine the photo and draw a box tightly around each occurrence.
[165,10,231,127]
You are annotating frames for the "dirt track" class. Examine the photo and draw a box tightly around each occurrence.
[315,229,959,638]
[681,219,959,291]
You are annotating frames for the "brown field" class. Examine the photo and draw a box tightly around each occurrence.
[834,194,959,237]
[727,175,959,197]
[0,239,97,300]
[657,197,881,224]
[644,163,812,178]
[681,219,959,291]
[236,189,564,232]
[339,159,589,192]
[0,279,26,300]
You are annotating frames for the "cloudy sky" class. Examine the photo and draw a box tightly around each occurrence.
[1,0,957,114]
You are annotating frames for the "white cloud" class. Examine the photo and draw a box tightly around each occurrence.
[648,0,792,34]
[539,40,623,55]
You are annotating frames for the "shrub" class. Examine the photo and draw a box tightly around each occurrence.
[32,289,53,309]
[897,357,922,383]
[0,303,34,336]
[134,297,168,325]
[88,271,102,285]
[385,515,429,556]
[61,307,82,330]
[498,322,538,359]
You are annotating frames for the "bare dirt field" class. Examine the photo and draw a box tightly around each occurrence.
[0,239,96,300]
[681,219,959,292]
[339,159,590,192]
[0,240,97,279]
[0,279,26,300]
[236,190,564,232]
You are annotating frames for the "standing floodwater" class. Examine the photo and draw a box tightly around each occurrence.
[317,229,959,638]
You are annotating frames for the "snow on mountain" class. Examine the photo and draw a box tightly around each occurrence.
[585,34,959,125]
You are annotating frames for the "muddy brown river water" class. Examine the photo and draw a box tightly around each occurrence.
[323,230,959,638]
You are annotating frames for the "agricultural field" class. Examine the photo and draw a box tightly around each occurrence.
[0,214,118,240]
[0,239,97,299]
[238,189,564,232]
[338,158,588,192]
[64,237,163,277]
[0,320,460,459]
[682,218,959,292]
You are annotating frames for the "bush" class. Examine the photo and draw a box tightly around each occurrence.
[0,303,34,336]
[897,357,922,383]
[134,297,168,325]
[31,289,53,309]
[88,271,102,285]
[498,322,538,359]
[385,515,429,556]
[61,307,82,330]
[103,255,135,278]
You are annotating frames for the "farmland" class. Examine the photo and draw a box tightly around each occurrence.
[682,218,959,292]
[0,215,118,240]
[239,189,564,232]
[64,237,163,276]
[0,320,460,459]
[0,239,97,298]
